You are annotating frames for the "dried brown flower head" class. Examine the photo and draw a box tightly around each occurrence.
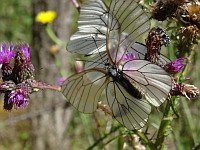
[152,0,184,21]
[178,1,200,28]
[179,25,198,45]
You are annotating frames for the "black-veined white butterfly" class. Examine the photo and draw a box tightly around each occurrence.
[62,0,172,130]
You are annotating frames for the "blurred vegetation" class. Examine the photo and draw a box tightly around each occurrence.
[0,0,200,150]
[0,0,32,43]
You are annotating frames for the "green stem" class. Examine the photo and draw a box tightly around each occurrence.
[134,130,153,148]
[45,24,66,47]
[154,39,197,149]
[154,100,172,149]
[86,126,121,150]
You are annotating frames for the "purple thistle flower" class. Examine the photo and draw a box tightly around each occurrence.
[8,89,29,109]
[12,43,35,83]
[162,57,187,74]
[0,42,16,67]
[7,82,31,110]
[124,52,136,61]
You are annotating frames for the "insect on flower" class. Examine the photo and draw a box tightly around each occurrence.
[62,0,172,130]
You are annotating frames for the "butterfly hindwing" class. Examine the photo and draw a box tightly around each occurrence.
[122,60,172,106]
[61,69,107,113]
[106,79,151,130]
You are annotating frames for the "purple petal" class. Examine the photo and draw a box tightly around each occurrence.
[16,42,30,62]
[56,77,67,86]
[8,89,29,109]
[0,42,16,66]
[162,57,188,74]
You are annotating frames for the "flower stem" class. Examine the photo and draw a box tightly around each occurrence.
[45,24,66,47]
[28,79,61,92]
[154,99,172,149]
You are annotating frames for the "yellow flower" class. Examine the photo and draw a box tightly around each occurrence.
[35,11,57,24]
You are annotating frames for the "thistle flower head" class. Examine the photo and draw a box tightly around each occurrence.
[6,82,32,110]
[152,0,184,21]
[162,57,187,74]
[8,89,29,109]
[0,42,36,111]
[182,84,200,100]
[12,43,35,83]
[0,42,16,66]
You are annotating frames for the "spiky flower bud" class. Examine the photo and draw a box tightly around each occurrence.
[11,43,35,84]
[3,82,33,110]
[177,1,200,29]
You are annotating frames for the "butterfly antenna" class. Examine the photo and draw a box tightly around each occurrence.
[91,36,107,65]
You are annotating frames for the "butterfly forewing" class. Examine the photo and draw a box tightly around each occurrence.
[122,60,172,106]
[106,80,151,130]
[61,69,108,113]
[84,52,109,70]
[67,0,108,55]
[107,0,150,63]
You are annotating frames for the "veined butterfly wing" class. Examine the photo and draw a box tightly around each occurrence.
[62,0,172,130]
[106,0,150,64]
[61,69,108,113]
[67,0,108,55]
[106,79,151,130]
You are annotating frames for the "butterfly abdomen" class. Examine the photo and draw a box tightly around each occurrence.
[109,69,143,99]
[117,77,143,99]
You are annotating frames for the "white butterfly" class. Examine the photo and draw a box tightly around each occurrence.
[62,0,172,130]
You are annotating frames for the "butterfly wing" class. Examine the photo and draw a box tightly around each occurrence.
[61,69,108,113]
[84,52,109,70]
[67,0,108,55]
[106,79,151,130]
[122,60,172,107]
[106,0,150,63]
